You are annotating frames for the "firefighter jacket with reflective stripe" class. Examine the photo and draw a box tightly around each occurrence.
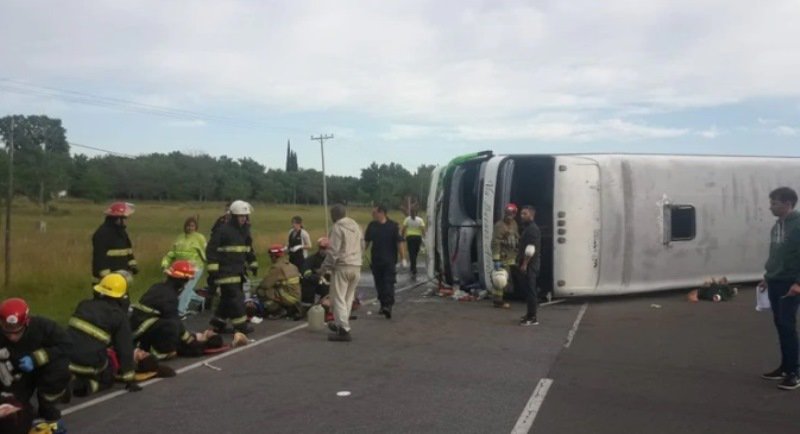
[0,316,71,368]
[206,218,254,278]
[491,219,519,265]
[92,218,136,279]
[68,297,135,380]
[257,256,302,302]
[130,280,194,344]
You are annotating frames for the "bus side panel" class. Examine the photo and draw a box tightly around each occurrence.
[479,157,508,291]
[553,157,601,296]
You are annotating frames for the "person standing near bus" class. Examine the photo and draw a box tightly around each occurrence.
[402,209,426,278]
[491,203,519,309]
[365,205,402,319]
[518,206,541,326]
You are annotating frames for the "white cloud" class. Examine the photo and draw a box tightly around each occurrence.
[166,119,207,128]
[2,0,800,143]
[699,126,721,139]
[774,126,799,136]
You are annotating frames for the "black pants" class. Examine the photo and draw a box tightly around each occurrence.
[372,263,397,309]
[524,268,539,319]
[12,358,70,421]
[212,278,248,331]
[138,319,180,357]
[407,236,422,274]
[767,279,800,375]
[301,277,330,304]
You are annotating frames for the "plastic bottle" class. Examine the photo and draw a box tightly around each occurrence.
[307,304,326,331]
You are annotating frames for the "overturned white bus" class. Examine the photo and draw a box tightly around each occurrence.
[426,152,800,297]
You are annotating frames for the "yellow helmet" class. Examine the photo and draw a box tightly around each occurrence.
[93,273,128,298]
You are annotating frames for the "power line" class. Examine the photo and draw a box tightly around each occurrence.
[68,141,135,158]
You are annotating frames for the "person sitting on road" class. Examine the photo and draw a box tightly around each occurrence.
[67,273,141,397]
[301,237,331,307]
[256,245,304,320]
[0,298,71,434]
[131,260,224,360]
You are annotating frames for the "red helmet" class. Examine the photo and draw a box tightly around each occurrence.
[165,260,196,279]
[0,298,30,333]
[317,237,330,249]
[268,244,285,257]
[105,202,135,217]
[504,203,518,214]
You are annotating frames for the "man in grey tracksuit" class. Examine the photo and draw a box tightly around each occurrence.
[322,204,364,342]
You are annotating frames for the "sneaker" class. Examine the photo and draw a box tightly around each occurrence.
[328,328,352,342]
[381,307,392,320]
[520,317,539,326]
[778,373,800,390]
[327,322,338,332]
[762,368,787,381]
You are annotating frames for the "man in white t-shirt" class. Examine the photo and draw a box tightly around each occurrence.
[402,209,426,277]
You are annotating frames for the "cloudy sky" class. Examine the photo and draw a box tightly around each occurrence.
[1,0,799,175]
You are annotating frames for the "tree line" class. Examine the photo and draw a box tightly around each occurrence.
[0,115,435,210]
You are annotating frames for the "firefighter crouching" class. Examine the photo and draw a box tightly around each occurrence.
[491,203,520,309]
[206,200,256,334]
[256,245,304,320]
[0,298,71,433]
[68,273,141,396]
[131,260,225,360]
[301,237,331,306]
[91,202,138,284]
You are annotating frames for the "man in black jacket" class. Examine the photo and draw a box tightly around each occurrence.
[518,206,542,326]
[0,298,71,433]
[365,205,403,319]
[91,202,137,283]
[68,273,140,397]
[206,200,256,334]
[301,237,330,305]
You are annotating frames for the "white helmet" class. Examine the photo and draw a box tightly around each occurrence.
[491,269,509,291]
[229,200,252,216]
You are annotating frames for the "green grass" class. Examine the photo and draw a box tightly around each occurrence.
[0,199,376,323]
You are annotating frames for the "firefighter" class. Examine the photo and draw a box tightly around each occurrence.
[256,244,303,320]
[301,237,331,305]
[491,203,520,309]
[0,298,71,433]
[91,202,137,284]
[131,260,212,359]
[206,200,256,334]
[67,273,140,397]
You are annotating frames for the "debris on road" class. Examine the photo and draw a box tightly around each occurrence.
[650,304,662,309]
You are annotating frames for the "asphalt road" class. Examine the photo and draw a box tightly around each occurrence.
[61,275,797,433]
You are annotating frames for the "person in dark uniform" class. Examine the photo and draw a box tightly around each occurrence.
[206,200,256,334]
[287,216,311,271]
[518,206,542,326]
[68,273,141,397]
[301,237,331,305]
[0,298,71,433]
[91,201,138,283]
[365,204,403,319]
[131,260,214,359]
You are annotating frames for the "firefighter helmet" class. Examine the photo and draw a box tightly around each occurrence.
[268,244,285,257]
[491,269,509,291]
[504,203,518,215]
[317,237,330,249]
[93,273,128,299]
[0,297,30,333]
[165,260,196,279]
[229,200,251,216]
[104,202,135,217]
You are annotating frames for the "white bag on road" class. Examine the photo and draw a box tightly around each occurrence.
[756,287,771,312]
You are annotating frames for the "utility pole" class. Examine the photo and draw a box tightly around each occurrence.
[4,118,14,288]
[311,134,334,233]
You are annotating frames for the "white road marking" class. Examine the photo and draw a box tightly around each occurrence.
[62,278,429,416]
[564,303,588,348]
[336,391,351,397]
[510,378,553,434]
[540,299,566,307]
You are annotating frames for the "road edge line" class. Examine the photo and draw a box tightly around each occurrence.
[564,302,588,348]
[510,378,553,434]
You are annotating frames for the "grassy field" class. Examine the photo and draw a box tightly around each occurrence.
[0,199,376,323]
